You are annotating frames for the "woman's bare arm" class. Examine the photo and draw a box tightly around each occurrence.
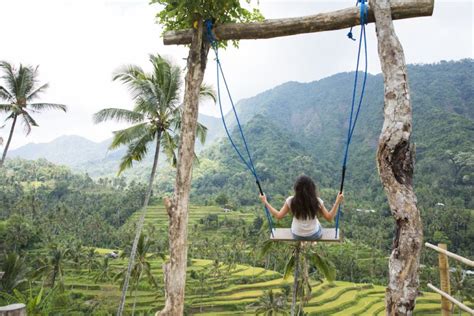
[319,192,344,222]
[259,194,290,220]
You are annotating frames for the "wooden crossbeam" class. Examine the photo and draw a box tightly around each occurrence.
[427,283,474,315]
[425,242,474,267]
[163,0,434,45]
[270,228,342,242]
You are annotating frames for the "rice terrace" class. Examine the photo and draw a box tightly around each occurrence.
[0,0,472,315]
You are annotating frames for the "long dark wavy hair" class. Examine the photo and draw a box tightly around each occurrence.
[290,175,321,220]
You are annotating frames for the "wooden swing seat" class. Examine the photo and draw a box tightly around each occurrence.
[270,228,342,242]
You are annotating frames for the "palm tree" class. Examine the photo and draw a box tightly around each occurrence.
[83,248,100,273]
[253,290,288,315]
[94,54,215,315]
[94,54,214,174]
[94,257,114,283]
[34,244,70,291]
[0,61,67,167]
[262,240,336,316]
[0,252,28,294]
[115,233,161,316]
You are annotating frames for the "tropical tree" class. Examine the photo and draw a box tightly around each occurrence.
[115,233,161,316]
[94,54,214,175]
[94,257,114,283]
[0,284,52,315]
[0,61,67,167]
[83,248,100,273]
[253,289,288,315]
[94,53,215,315]
[0,252,28,294]
[152,2,262,313]
[34,244,70,290]
[262,241,336,315]
[450,265,474,315]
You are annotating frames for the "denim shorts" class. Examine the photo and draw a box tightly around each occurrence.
[292,225,323,241]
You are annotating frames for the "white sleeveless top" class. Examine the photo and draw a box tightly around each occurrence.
[286,196,323,237]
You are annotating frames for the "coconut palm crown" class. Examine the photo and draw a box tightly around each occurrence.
[94,54,215,174]
[0,61,67,167]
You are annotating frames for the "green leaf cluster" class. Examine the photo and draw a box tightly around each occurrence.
[153,0,264,35]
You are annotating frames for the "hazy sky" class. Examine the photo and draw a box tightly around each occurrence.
[0,0,472,149]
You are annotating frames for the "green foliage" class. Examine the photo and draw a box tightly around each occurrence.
[3,214,37,251]
[0,285,48,314]
[254,289,288,315]
[0,61,67,166]
[0,159,146,250]
[0,253,28,294]
[94,54,214,174]
[153,0,263,33]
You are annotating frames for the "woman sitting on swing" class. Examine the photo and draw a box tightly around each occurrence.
[259,175,344,241]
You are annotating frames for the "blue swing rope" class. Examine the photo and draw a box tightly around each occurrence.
[205,21,275,237]
[335,0,369,238]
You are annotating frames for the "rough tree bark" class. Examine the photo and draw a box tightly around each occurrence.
[163,0,433,45]
[291,244,301,316]
[372,0,423,315]
[158,20,210,316]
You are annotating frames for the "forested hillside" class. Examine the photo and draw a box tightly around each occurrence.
[187,59,473,256]
[0,159,146,249]
[9,114,222,178]
[0,60,472,314]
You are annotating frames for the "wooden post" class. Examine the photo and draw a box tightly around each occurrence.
[438,243,451,315]
[291,243,301,316]
[0,304,26,316]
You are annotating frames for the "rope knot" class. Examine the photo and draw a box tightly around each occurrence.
[347,29,356,41]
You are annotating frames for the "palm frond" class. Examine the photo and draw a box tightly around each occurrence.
[21,112,39,135]
[18,64,38,99]
[0,86,13,101]
[199,83,217,103]
[0,62,17,96]
[26,83,49,101]
[29,103,67,112]
[196,121,208,144]
[112,64,145,83]
[113,65,152,103]
[310,252,336,282]
[118,129,155,174]
[260,240,275,257]
[161,131,178,167]
[93,108,144,124]
[283,255,295,280]
[0,104,13,113]
[110,122,150,150]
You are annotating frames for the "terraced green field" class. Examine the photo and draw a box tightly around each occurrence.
[129,204,256,237]
[65,256,473,315]
[64,205,472,314]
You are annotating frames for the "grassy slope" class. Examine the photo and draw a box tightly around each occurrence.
[65,258,472,315]
[64,205,473,315]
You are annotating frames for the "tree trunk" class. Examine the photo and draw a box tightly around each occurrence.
[158,20,210,316]
[163,0,433,45]
[291,243,301,316]
[117,131,161,316]
[132,273,141,316]
[0,114,18,168]
[372,0,423,315]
